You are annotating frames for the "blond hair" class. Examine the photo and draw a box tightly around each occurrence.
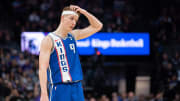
[62,6,80,16]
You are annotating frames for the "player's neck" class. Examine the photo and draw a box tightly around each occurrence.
[54,25,68,38]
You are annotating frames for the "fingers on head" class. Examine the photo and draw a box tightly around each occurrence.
[70,5,79,12]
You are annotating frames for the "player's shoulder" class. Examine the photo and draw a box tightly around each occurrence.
[42,35,51,43]
[68,32,75,38]
[40,35,53,49]
[69,30,78,40]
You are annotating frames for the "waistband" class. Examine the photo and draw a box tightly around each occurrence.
[49,80,81,85]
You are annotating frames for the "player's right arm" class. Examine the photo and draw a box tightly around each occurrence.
[39,36,52,101]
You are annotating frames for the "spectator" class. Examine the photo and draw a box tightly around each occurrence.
[121,92,128,101]
[164,75,180,101]
[127,91,137,101]
[173,93,180,101]
[89,97,97,101]
[171,51,180,69]
[100,94,110,101]
[112,92,123,101]
[29,11,40,22]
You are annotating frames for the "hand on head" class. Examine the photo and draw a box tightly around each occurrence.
[70,5,86,14]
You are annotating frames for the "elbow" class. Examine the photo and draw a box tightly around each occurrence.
[97,22,103,31]
[91,22,103,32]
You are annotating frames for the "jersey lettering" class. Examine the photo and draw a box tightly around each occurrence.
[59,54,65,60]
[61,61,67,66]
[60,48,63,53]
[62,67,68,72]
[55,39,71,81]
[56,41,62,47]
[70,43,75,54]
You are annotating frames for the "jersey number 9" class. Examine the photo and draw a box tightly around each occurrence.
[69,43,75,54]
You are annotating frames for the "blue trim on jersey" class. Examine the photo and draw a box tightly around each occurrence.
[59,38,72,81]
[48,49,63,83]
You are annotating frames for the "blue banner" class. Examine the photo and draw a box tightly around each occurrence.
[76,33,150,55]
[21,32,150,55]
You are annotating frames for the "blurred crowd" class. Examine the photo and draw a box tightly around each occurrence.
[0,47,180,101]
[0,0,180,101]
[1,0,180,46]
[0,48,39,101]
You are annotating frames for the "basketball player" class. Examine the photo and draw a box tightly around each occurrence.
[39,5,103,101]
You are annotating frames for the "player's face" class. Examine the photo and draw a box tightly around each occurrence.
[62,14,79,31]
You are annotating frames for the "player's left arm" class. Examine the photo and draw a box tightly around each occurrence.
[70,5,103,40]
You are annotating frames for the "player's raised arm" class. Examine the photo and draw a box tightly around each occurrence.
[70,5,103,40]
[39,36,52,101]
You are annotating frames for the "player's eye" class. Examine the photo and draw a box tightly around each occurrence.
[70,17,73,20]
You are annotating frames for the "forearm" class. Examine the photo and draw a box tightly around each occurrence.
[81,10,103,30]
[39,66,48,94]
[39,36,52,101]
[70,5,103,40]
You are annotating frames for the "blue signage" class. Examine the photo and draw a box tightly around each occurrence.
[21,32,150,55]
[76,33,150,55]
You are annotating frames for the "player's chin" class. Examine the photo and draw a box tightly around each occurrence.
[68,28,72,31]
[69,27,74,31]
[68,29,73,32]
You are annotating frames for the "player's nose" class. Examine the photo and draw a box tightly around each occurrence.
[73,20,76,25]
[72,21,76,26]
